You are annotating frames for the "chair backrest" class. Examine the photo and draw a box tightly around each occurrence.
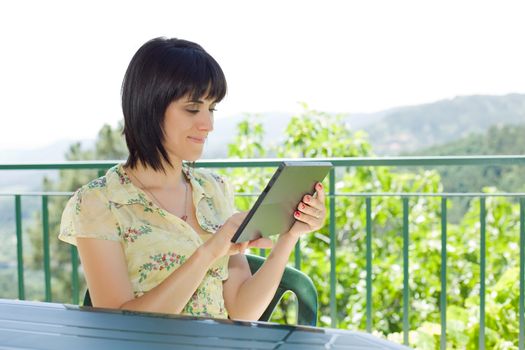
[83,253,318,326]
[245,254,318,326]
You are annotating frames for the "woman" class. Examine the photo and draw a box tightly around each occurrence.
[59,37,326,321]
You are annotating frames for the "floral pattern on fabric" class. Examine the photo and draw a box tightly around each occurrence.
[209,172,225,185]
[138,252,187,283]
[73,189,83,215]
[114,166,132,185]
[184,287,215,316]
[125,192,167,217]
[207,266,225,279]
[58,163,235,319]
[198,212,224,233]
[119,224,152,243]
[87,177,107,189]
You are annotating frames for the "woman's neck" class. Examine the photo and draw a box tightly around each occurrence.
[125,161,185,191]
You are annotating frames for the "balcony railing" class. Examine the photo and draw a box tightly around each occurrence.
[1,156,524,349]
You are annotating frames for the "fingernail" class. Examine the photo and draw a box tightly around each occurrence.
[294,211,300,217]
[300,203,305,209]
[305,195,311,202]
[317,183,323,190]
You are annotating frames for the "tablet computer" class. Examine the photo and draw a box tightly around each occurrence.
[231,161,333,243]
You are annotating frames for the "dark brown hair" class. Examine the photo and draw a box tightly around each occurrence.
[122,37,227,172]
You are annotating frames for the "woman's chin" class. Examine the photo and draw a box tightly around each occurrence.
[183,152,204,162]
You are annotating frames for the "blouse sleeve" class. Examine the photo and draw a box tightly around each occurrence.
[58,187,121,246]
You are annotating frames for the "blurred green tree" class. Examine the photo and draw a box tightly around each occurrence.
[225,105,521,349]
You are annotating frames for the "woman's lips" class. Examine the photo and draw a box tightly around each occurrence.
[188,136,206,144]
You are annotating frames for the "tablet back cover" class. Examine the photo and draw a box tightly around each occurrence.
[233,161,332,242]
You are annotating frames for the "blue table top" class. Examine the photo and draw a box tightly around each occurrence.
[0,299,411,349]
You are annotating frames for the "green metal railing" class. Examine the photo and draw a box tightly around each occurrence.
[1,156,525,349]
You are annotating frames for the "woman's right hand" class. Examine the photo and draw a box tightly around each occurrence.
[203,212,273,261]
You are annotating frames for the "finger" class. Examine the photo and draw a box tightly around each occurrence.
[314,182,325,203]
[293,210,318,227]
[303,194,313,205]
[248,237,274,249]
[303,193,324,211]
[297,201,323,219]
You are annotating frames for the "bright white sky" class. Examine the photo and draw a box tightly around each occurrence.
[0,0,524,150]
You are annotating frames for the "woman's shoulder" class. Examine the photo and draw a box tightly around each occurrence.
[65,169,118,215]
[72,164,125,200]
[59,169,123,245]
[75,173,112,200]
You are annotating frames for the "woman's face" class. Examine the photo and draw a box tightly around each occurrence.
[162,96,216,162]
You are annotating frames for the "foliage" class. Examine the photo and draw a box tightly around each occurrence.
[224,105,521,349]
[10,107,521,349]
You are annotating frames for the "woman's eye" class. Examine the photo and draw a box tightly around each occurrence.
[185,107,216,114]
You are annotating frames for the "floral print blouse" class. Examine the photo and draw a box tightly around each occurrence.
[59,163,235,319]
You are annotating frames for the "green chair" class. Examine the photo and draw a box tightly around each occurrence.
[83,254,318,326]
[245,254,318,326]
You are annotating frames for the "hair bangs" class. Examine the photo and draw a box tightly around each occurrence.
[168,48,227,104]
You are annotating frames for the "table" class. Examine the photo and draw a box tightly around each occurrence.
[0,299,411,349]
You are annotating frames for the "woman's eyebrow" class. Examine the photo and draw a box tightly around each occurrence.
[186,99,217,105]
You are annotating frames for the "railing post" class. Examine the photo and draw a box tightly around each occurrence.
[42,195,51,302]
[519,198,525,350]
[479,198,486,350]
[403,197,410,346]
[15,195,25,300]
[329,168,337,328]
[440,197,447,350]
[366,197,372,333]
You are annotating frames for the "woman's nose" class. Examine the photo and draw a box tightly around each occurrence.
[198,111,214,132]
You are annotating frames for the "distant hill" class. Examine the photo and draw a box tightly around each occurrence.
[2,93,525,172]
[402,123,525,222]
[365,94,525,155]
[207,94,525,157]
[414,123,525,158]
[409,123,525,194]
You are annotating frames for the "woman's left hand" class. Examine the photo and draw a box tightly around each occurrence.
[287,182,326,238]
